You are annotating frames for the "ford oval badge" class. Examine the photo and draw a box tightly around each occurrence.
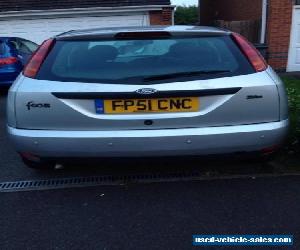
[136,88,158,95]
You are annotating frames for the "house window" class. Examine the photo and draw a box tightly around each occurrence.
[296,0,300,5]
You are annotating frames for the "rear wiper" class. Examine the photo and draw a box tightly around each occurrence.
[143,70,231,82]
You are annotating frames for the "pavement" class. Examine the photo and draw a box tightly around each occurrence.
[0,91,300,250]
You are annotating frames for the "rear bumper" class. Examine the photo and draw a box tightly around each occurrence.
[8,120,289,158]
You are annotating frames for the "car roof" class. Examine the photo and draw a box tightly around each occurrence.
[56,25,230,40]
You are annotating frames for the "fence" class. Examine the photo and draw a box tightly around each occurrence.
[215,19,261,44]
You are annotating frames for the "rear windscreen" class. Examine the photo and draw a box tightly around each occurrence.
[37,36,254,84]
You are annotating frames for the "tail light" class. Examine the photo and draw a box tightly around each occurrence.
[23,39,55,78]
[231,33,267,72]
[0,57,18,66]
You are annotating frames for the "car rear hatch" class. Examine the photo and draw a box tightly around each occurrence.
[15,30,280,131]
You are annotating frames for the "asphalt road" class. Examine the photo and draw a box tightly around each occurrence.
[1,175,300,250]
[1,91,300,249]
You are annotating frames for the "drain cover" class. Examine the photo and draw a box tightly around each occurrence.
[0,171,207,192]
[0,170,286,193]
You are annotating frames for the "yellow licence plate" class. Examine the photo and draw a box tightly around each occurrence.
[95,97,199,114]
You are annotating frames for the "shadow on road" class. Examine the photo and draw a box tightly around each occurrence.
[31,156,278,180]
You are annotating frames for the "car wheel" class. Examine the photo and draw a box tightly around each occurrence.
[21,157,54,170]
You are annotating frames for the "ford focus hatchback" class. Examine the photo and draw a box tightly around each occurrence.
[7,26,289,169]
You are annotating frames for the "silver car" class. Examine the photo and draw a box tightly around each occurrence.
[7,26,289,169]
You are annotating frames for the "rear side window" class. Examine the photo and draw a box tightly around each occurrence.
[37,36,254,84]
[19,39,38,53]
[9,39,38,54]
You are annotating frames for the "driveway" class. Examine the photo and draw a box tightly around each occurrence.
[0,175,300,250]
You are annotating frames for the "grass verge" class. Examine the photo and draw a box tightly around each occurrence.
[275,76,300,170]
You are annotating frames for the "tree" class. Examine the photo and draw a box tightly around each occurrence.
[175,5,199,25]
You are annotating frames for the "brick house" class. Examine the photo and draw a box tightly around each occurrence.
[200,0,300,72]
[0,0,174,44]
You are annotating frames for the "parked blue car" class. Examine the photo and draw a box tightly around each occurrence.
[0,37,38,86]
